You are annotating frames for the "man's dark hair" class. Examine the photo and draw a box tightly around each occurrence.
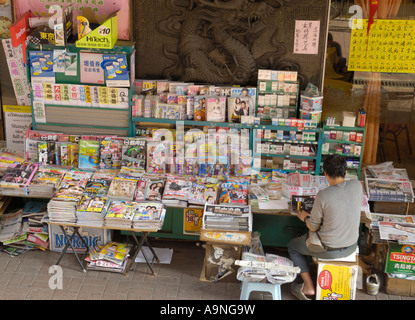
[323,154,347,178]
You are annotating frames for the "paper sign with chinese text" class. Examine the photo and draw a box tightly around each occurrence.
[348,19,415,73]
[294,20,320,55]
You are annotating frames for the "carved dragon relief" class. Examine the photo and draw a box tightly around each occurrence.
[156,0,308,86]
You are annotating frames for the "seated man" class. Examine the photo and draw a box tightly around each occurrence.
[288,154,363,300]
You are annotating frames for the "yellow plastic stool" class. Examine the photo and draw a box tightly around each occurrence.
[240,281,282,300]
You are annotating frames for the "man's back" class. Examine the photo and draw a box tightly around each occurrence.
[308,179,363,248]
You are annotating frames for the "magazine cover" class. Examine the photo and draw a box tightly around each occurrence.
[134,180,147,201]
[121,138,147,169]
[206,96,226,122]
[146,141,167,174]
[84,178,112,196]
[194,96,206,121]
[105,201,137,220]
[107,177,137,200]
[144,179,165,201]
[0,162,38,187]
[163,177,192,200]
[68,143,79,167]
[52,170,92,201]
[30,166,66,187]
[99,138,123,169]
[78,140,100,169]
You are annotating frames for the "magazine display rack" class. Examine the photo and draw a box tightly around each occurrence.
[26,41,135,137]
[319,124,365,178]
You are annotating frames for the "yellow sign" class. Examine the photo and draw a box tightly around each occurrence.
[316,263,358,300]
[183,207,203,235]
[348,19,415,73]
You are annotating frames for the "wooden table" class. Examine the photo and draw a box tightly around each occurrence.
[48,222,160,276]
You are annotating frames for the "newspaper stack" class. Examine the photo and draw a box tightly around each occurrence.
[202,204,252,232]
[27,166,68,198]
[47,170,93,224]
[236,252,298,285]
[132,202,166,230]
[85,242,132,273]
[103,200,136,228]
[0,210,24,243]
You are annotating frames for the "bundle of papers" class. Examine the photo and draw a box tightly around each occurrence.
[202,204,252,232]
[0,163,38,196]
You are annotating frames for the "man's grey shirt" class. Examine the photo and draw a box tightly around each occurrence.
[309,179,363,248]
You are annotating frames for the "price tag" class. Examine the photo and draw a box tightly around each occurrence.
[98,25,111,36]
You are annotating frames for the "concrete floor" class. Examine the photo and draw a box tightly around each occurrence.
[0,237,413,301]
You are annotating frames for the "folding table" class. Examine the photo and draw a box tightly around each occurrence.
[48,222,160,275]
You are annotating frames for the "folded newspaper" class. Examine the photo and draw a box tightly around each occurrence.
[235,252,299,284]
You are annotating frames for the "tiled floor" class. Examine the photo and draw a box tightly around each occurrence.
[0,237,414,301]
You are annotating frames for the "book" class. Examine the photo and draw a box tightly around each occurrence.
[78,140,100,169]
[121,138,147,169]
[206,96,226,122]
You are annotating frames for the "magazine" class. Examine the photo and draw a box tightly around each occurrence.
[163,176,192,201]
[99,138,123,169]
[146,141,167,174]
[121,138,147,169]
[52,170,92,202]
[194,96,206,121]
[0,162,38,187]
[107,177,138,200]
[84,178,112,196]
[206,96,226,122]
[78,140,100,169]
[144,178,165,201]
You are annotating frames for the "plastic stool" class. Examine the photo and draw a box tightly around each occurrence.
[240,281,282,300]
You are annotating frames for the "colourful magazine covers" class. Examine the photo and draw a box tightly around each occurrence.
[0,163,38,187]
[105,201,137,220]
[78,140,100,169]
[52,170,92,202]
[77,195,109,213]
[144,178,165,201]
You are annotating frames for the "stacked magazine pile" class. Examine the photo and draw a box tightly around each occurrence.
[162,175,192,207]
[75,171,114,227]
[85,242,132,273]
[0,163,38,197]
[47,170,93,224]
[27,165,68,198]
[202,203,252,232]
[103,200,137,228]
[132,202,166,230]
[364,162,414,203]
[107,176,138,201]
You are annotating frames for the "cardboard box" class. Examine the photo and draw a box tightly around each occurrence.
[76,9,119,49]
[49,224,111,253]
[342,111,356,127]
[200,228,251,246]
[385,274,415,296]
[316,260,359,300]
[385,242,415,277]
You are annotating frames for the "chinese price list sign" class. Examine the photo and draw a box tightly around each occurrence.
[348,19,415,73]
